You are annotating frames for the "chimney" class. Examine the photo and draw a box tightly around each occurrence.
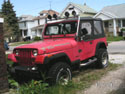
[84,3,86,6]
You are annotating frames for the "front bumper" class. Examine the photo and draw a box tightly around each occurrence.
[9,66,40,78]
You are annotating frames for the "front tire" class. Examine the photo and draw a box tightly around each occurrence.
[47,62,72,85]
[96,49,109,68]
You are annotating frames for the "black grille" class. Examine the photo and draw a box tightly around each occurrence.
[16,49,33,66]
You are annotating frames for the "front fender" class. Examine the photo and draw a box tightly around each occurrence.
[8,54,17,63]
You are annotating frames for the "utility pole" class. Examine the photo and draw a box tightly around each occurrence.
[0,17,9,93]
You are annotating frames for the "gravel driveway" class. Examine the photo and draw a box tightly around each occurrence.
[81,66,125,94]
[108,41,125,64]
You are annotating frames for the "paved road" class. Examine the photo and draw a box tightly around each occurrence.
[108,41,125,54]
[6,45,18,54]
[107,41,125,64]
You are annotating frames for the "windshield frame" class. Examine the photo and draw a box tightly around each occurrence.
[43,20,78,38]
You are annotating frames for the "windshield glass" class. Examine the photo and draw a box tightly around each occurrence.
[45,22,77,35]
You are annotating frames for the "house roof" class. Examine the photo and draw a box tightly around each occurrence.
[71,2,97,14]
[33,16,46,20]
[39,10,59,16]
[19,15,35,22]
[33,10,59,20]
[31,25,44,31]
[61,2,97,16]
[95,3,125,19]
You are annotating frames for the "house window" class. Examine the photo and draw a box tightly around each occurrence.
[104,21,109,28]
[122,20,125,27]
[40,13,43,16]
[24,30,27,36]
[118,20,121,27]
[38,19,40,25]
[24,22,26,27]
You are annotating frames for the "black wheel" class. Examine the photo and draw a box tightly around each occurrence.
[96,49,109,68]
[47,62,72,85]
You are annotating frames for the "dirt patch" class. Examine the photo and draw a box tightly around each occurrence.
[109,54,125,64]
[77,65,125,94]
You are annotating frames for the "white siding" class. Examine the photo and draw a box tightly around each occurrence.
[34,20,39,27]
[27,21,35,38]
[40,19,45,25]
[0,18,4,23]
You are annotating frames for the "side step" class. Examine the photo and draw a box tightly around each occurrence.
[80,58,97,67]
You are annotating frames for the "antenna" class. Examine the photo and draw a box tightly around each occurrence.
[49,1,52,10]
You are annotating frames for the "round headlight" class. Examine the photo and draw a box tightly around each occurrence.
[33,50,38,56]
[15,50,19,55]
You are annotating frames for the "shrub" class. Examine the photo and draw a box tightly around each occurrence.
[17,80,77,94]
[121,28,125,32]
[8,79,19,89]
[18,80,48,94]
[34,36,41,41]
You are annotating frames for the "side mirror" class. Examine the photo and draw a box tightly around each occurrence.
[81,28,88,36]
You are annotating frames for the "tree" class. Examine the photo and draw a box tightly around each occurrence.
[0,18,9,93]
[2,0,20,41]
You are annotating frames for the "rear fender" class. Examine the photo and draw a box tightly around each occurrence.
[95,42,107,55]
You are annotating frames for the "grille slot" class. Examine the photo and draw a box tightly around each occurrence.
[17,49,33,66]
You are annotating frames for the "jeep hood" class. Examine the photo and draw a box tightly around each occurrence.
[15,39,77,54]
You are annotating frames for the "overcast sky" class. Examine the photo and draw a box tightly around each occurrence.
[0,0,125,16]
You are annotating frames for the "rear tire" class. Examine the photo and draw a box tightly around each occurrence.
[47,62,72,85]
[96,49,109,68]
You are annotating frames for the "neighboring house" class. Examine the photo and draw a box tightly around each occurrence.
[94,3,125,36]
[60,2,97,17]
[18,15,35,39]
[31,10,59,38]
[31,16,45,38]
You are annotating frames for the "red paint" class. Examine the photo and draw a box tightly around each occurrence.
[8,54,17,63]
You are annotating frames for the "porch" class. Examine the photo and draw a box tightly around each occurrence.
[31,25,44,38]
[103,19,125,36]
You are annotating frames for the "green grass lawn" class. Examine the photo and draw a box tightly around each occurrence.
[107,36,124,41]
[10,41,36,46]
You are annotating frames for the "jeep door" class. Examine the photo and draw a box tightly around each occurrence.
[78,21,95,61]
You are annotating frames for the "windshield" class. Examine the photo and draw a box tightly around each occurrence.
[44,22,77,35]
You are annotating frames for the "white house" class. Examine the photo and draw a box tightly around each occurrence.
[18,10,59,40]
[94,4,125,36]
[60,2,97,17]
[18,15,35,39]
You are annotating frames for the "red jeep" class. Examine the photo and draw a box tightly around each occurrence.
[8,16,108,84]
